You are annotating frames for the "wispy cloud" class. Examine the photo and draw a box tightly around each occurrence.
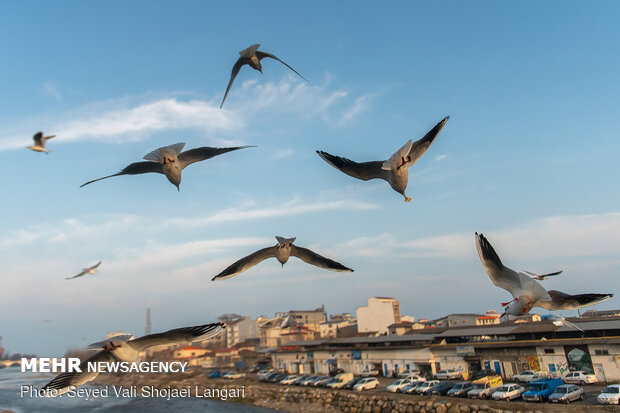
[273,148,294,159]
[435,154,448,162]
[40,82,63,102]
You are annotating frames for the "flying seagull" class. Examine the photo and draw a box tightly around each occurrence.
[475,232,613,317]
[66,261,102,280]
[317,116,449,202]
[27,131,56,154]
[220,43,307,108]
[41,322,225,395]
[547,315,585,332]
[524,270,563,280]
[212,236,353,280]
[80,142,254,190]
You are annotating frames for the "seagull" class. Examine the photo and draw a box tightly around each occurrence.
[316,116,449,202]
[548,315,585,332]
[66,261,102,280]
[41,322,225,395]
[220,43,307,108]
[524,270,563,280]
[80,142,254,190]
[475,232,613,317]
[212,236,353,280]
[27,131,56,154]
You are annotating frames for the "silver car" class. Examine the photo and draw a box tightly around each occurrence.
[549,384,584,404]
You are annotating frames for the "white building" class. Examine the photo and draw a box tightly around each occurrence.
[225,316,258,347]
[356,297,401,334]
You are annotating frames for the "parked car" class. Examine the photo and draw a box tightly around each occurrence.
[312,376,333,387]
[343,376,364,390]
[256,369,273,380]
[491,383,525,401]
[225,372,246,379]
[207,369,222,379]
[360,367,380,377]
[430,381,456,395]
[267,373,288,383]
[386,377,415,393]
[326,373,354,389]
[563,370,598,385]
[473,369,498,379]
[522,378,563,402]
[467,375,503,399]
[513,370,547,383]
[279,374,300,385]
[401,381,425,394]
[400,374,426,382]
[354,377,379,391]
[291,375,311,385]
[597,384,620,405]
[398,370,421,378]
[434,369,462,380]
[549,384,584,404]
[299,375,318,386]
[447,381,473,397]
[329,368,345,377]
[415,380,439,394]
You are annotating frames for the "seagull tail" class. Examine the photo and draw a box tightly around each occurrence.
[80,173,122,188]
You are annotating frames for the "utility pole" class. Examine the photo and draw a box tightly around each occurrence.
[145,308,152,336]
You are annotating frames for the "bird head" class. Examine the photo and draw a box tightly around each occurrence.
[501,298,531,316]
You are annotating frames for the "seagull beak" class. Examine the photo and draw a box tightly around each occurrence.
[175,184,180,192]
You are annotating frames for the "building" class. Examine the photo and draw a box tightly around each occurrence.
[356,297,401,334]
[319,314,357,338]
[225,316,258,347]
[271,316,620,382]
[430,313,481,328]
[476,311,502,326]
[286,306,327,330]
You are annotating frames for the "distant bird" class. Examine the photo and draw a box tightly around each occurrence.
[212,236,353,280]
[524,270,563,281]
[220,43,307,108]
[317,116,449,202]
[66,261,102,280]
[547,315,585,332]
[27,131,56,154]
[41,322,225,395]
[475,233,613,317]
[80,142,254,190]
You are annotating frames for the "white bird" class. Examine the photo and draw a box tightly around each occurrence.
[220,43,307,108]
[66,261,102,280]
[524,270,563,280]
[41,322,225,395]
[80,142,254,190]
[475,233,613,317]
[317,116,449,202]
[27,131,56,154]
[548,315,584,332]
[212,236,353,280]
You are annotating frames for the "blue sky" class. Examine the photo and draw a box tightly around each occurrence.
[1,1,619,355]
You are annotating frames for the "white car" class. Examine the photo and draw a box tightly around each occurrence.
[224,372,246,379]
[257,369,273,380]
[598,384,620,405]
[398,370,421,378]
[491,383,525,401]
[467,383,502,399]
[354,377,379,391]
[513,370,546,383]
[279,374,300,385]
[434,369,462,380]
[400,374,426,382]
[386,377,415,393]
[360,368,380,377]
[563,370,598,385]
[415,380,439,394]
[549,384,584,404]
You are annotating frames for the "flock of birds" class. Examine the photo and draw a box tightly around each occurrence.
[32,43,612,394]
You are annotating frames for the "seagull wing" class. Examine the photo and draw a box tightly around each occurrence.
[556,318,585,332]
[212,246,277,280]
[33,132,44,146]
[178,146,255,169]
[42,351,113,395]
[407,116,450,165]
[290,245,353,272]
[127,322,225,352]
[90,261,103,270]
[524,270,562,280]
[220,57,247,108]
[475,233,527,297]
[540,290,613,310]
[255,51,307,81]
[316,151,389,182]
[80,161,164,187]
[66,269,89,280]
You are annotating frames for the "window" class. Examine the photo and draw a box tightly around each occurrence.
[544,348,555,354]
[595,349,609,356]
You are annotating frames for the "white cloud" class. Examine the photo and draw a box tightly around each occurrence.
[40,82,63,102]
[435,154,448,162]
[273,148,294,159]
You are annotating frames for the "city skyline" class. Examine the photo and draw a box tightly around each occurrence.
[1,1,619,356]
